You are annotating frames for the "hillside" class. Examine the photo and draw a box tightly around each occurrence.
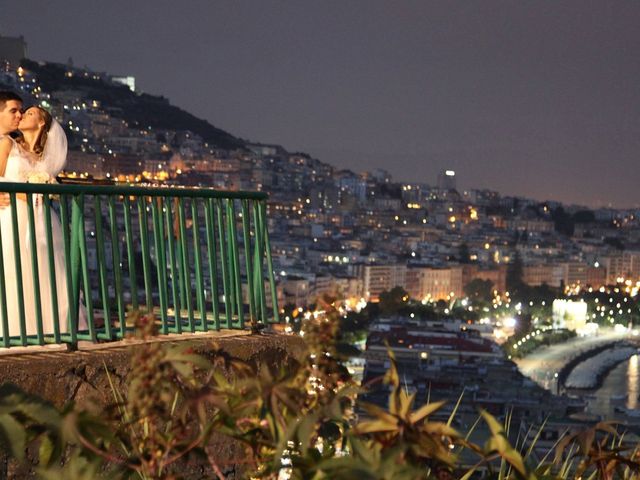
[20,59,246,151]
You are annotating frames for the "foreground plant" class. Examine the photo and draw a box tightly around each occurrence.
[0,305,639,479]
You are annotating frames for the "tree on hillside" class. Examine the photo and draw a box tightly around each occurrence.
[506,251,524,294]
[604,237,625,251]
[458,243,471,264]
[378,286,409,315]
[464,279,494,303]
[573,210,595,223]
[552,206,574,236]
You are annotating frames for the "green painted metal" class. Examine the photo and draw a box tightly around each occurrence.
[253,202,268,323]
[0,182,269,200]
[0,182,278,349]
[58,195,78,344]
[216,199,232,328]
[137,196,154,311]
[227,199,244,329]
[9,194,27,345]
[241,200,257,324]
[260,202,279,323]
[26,194,44,344]
[191,200,207,330]
[42,194,61,344]
[204,199,220,330]
[163,199,182,333]
[177,198,194,332]
[122,197,139,311]
[0,217,9,347]
[151,197,169,334]
[93,196,112,340]
[75,194,96,342]
[108,196,126,336]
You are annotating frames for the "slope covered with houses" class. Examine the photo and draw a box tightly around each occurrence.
[2,59,640,313]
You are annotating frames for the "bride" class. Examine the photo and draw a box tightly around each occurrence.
[0,106,77,340]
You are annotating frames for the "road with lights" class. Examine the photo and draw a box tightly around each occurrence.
[514,328,630,392]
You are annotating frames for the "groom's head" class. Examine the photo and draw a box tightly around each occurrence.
[0,91,23,135]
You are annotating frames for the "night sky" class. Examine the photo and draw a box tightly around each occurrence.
[3,1,639,208]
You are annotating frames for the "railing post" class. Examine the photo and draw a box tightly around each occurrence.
[177,198,194,332]
[43,194,61,344]
[123,196,139,312]
[216,199,232,328]
[252,201,267,324]
[0,219,9,347]
[151,197,169,334]
[227,199,244,329]
[94,196,112,340]
[260,201,280,323]
[204,199,220,330]
[137,196,154,314]
[191,199,208,331]
[75,194,96,342]
[59,195,78,348]
[26,194,44,345]
[164,198,182,332]
[108,196,126,337]
[241,199,257,326]
[9,193,27,346]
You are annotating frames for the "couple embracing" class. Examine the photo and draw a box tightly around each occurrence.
[0,91,83,340]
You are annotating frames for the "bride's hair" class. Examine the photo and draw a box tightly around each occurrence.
[30,106,53,157]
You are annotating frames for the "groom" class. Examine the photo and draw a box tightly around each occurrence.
[0,91,23,207]
[0,91,22,136]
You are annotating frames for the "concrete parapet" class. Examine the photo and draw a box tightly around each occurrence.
[0,331,306,478]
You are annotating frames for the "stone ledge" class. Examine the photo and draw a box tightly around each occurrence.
[0,331,307,409]
[0,331,307,478]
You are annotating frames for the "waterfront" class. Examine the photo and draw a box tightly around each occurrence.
[514,329,628,393]
[587,354,640,419]
[514,330,640,422]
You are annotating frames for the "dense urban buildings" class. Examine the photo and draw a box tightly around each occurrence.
[1,55,639,314]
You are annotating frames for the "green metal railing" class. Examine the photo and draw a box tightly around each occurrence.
[0,182,279,348]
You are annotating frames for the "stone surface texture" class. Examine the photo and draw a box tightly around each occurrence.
[0,331,306,478]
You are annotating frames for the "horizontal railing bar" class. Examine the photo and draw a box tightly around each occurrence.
[0,182,269,200]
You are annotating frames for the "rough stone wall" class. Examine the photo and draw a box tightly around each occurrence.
[0,331,306,478]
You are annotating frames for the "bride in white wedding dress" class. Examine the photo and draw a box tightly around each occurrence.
[0,106,77,340]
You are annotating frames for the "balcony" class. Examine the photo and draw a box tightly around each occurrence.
[0,181,280,349]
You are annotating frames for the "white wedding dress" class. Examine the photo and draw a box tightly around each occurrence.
[0,124,79,341]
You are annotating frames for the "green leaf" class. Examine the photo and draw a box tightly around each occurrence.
[359,402,399,425]
[500,446,528,477]
[383,346,399,388]
[0,414,26,460]
[348,436,378,462]
[298,411,319,453]
[408,400,446,424]
[39,434,55,467]
[165,349,211,370]
[422,421,460,439]
[397,390,415,418]
[480,409,503,437]
[354,418,398,435]
[480,410,528,477]
[447,388,465,427]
